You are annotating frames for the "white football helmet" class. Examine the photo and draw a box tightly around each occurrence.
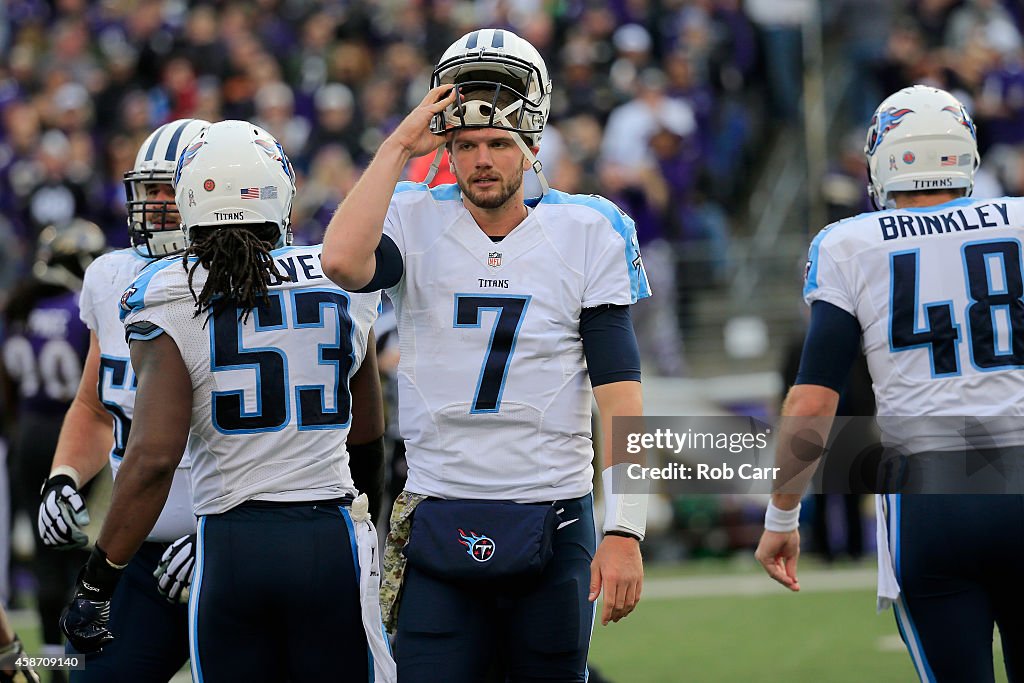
[173,120,296,248]
[125,118,211,257]
[865,85,979,209]
[428,29,553,195]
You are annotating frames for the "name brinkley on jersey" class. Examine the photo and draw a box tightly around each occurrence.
[805,194,1024,453]
[878,199,1010,240]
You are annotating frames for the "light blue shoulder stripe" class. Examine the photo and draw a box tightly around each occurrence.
[394,181,461,201]
[270,245,309,257]
[803,226,833,298]
[540,190,651,302]
[802,211,868,298]
[118,257,181,321]
[112,246,151,262]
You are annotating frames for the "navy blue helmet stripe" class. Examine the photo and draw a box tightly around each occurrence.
[144,123,170,161]
[492,29,504,48]
[465,30,479,49]
[163,119,194,161]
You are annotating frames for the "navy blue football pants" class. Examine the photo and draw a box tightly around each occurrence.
[67,542,189,682]
[190,501,369,682]
[396,493,597,683]
[893,495,1024,682]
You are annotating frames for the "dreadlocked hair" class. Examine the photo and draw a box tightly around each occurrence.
[183,223,287,323]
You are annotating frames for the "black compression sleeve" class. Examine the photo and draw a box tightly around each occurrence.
[794,300,862,392]
[354,235,404,293]
[580,305,642,386]
[347,436,386,520]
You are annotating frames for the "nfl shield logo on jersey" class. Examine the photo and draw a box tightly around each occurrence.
[487,252,502,268]
[458,529,496,562]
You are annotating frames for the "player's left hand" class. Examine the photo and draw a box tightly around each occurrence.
[589,534,643,625]
[755,529,801,591]
[60,547,125,653]
[154,533,196,603]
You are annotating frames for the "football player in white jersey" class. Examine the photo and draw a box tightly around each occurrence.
[755,85,1024,682]
[58,121,394,682]
[323,29,650,682]
[36,118,208,682]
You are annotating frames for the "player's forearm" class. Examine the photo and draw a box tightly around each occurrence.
[51,397,114,485]
[770,385,839,510]
[99,334,192,564]
[593,381,643,468]
[348,330,385,443]
[96,448,178,564]
[323,139,410,290]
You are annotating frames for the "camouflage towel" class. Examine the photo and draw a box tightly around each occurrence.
[381,490,428,633]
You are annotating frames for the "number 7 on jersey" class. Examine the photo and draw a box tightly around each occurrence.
[453,294,531,414]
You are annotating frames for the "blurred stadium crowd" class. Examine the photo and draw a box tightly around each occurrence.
[2,1,1023,376]
[0,0,1023,566]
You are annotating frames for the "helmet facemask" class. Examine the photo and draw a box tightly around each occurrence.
[125,172,187,257]
[125,118,211,257]
[430,64,547,145]
[425,29,552,196]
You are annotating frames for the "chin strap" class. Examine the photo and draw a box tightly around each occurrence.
[423,99,549,197]
[422,147,446,186]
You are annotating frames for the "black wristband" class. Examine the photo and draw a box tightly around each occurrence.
[604,530,642,542]
[348,436,386,518]
[40,474,76,496]
[78,545,125,601]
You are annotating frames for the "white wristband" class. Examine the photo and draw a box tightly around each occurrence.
[764,501,801,533]
[601,466,648,541]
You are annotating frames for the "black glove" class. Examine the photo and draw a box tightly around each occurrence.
[0,634,41,683]
[60,546,125,653]
[348,436,385,520]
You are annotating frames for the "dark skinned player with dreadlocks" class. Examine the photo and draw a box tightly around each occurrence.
[59,121,396,682]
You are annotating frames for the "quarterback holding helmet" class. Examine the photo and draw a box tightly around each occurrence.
[324,29,650,682]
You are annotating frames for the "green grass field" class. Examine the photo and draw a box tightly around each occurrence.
[586,562,1009,683]
[7,562,1010,682]
[590,587,917,682]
